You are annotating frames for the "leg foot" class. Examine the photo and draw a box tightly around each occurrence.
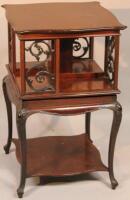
[111,178,118,190]
[17,188,24,198]
[4,144,10,154]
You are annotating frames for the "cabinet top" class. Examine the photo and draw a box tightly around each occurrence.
[2,2,126,34]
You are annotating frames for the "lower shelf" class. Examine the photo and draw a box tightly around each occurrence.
[13,134,108,177]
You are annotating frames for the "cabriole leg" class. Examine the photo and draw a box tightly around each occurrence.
[108,102,122,189]
[2,76,12,154]
[16,111,27,198]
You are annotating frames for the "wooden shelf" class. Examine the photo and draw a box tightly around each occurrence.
[61,59,103,74]
[13,134,108,177]
[7,59,119,99]
[12,59,103,75]
[60,78,114,93]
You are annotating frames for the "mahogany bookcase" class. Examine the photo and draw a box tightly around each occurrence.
[2,2,126,198]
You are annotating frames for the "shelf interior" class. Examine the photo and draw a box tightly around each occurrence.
[8,58,116,96]
[13,134,108,177]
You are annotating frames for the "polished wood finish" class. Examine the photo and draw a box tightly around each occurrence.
[6,32,121,99]
[114,35,120,89]
[55,39,60,94]
[2,2,126,34]
[3,4,126,99]
[89,37,94,59]
[20,40,26,95]
[2,2,126,198]
[11,28,16,74]
[4,75,117,113]
[17,31,120,40]
[8,25,16,73]
[13,134,107,177]
[6,63,120,100]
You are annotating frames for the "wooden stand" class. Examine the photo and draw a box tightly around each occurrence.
[3,76,122,198]
[2,2,126,198]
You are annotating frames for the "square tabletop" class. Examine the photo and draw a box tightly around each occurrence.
[3,2,126,34]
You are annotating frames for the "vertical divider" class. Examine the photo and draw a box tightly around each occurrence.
[11,28,16,74]
[9,26,16,74]
[8,23,11,65]
[104,36,109,75]
[104,35,120,89]
[20,40,26,95]
[114,35,120,89]
[55,38,60,94]
[88,37,94,90]
[89,37,94,59]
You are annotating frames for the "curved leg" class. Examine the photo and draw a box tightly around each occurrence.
[16,111,27,198]
[108,102,122,189]
[85,112,91,140]
[2,76,12,154]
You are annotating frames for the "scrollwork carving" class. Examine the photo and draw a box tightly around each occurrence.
[105,36,115,83]
[25,40,52,62]
[25,64,55,93]
[73,38,90,58]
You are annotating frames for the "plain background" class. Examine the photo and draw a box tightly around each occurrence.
[0,0,130,199]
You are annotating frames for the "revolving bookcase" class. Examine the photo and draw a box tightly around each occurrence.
[2,2,126,198]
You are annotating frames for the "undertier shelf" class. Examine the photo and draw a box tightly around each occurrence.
[13,134,108,177]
